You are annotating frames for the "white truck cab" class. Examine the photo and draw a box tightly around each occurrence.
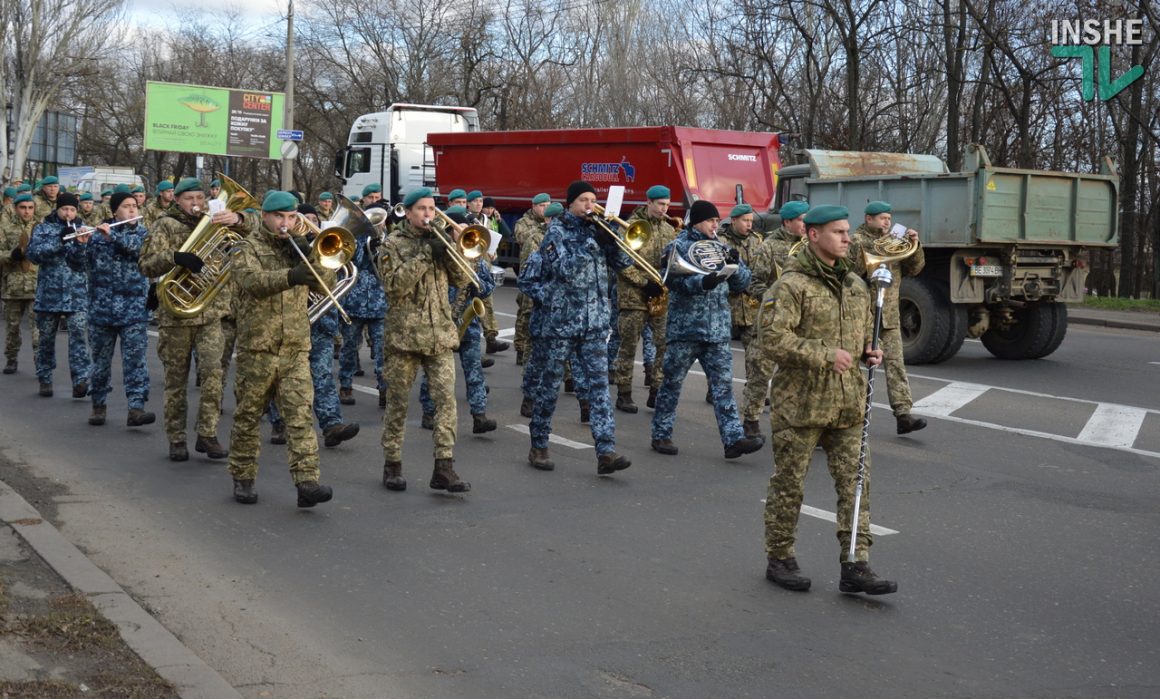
[334,103,479,203]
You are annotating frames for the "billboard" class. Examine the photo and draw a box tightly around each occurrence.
[144,81,286,160]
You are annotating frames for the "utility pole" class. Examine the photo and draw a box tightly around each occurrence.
[280,0,295,191]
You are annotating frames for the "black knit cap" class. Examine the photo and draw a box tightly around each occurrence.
[482,196,495,208]
[688,200,720,226]
[110,192,134,214]
[56,192,80,210]
[566,180,597,206]
[297,203,317,216]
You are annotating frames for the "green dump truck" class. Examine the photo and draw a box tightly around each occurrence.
[770,144,1119,363]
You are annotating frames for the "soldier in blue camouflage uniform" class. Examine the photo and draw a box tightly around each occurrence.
[518,180,633,475]
[649,200,764,459]
[81,191,155,427]
[25,192,90,398]
[1,194,39,374]
[337,196,387,408]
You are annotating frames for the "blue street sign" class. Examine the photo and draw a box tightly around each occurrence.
[277,129,304,141]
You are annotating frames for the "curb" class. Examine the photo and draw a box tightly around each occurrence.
[0,480,242,699]
[1069,315,1160,333]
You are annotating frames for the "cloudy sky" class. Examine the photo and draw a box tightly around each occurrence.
[125,0,288,30]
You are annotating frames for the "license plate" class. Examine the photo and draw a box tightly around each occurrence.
[970,264,1002,277]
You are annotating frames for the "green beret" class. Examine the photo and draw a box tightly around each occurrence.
[646,185,671,200]
[41,176,59,186]
[318,192,334,201]
[447,188,466,201]
[532,192,550,205]
[131,185,145,193]
[444,205,467,216]
[403,187,434,208]
[262,190,298,212]
[3,187,15,198]
[779,201,810,220]
[361,182,382,197]
[544,202,563,217]
[864,201,891,215]
[174,178,203,196]
[729,203,754,218]
[466,190,483,201]
[210,179,221,188]
[803,205,849,226]
[13,194,33,205]
[100,189,112,197]
[17,184,32,193]
[79,192,93,201]
[156,181,174,192]
[113,184,131,194]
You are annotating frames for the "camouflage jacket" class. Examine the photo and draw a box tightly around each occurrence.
[25,214,89,314]
[0,216,38,300]
[513,209,545,250]
[663,228,752,343]
[760,249,874,431]
[719,223,764,327]
[33,194,58,222]
[748,226,803,302]
[231,226,316,354]
[378,220,472,355]
[84,220,150,326]
[342,232,387,319]
[846,224,925,330]
[142,199,173,227]
[519,211,631,340]
[616,206,676,312]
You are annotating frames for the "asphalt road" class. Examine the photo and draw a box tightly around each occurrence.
[0,286,1157,699]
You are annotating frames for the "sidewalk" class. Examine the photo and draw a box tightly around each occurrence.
[0,479,241,699]
[1068,305,1160,333]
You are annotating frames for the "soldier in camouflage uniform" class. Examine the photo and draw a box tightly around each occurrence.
[25,192,90,398]
[846,201,927,435]
[720,203,764,416]
[0,194,39,374]
[378,187,472,493]
[613,185,675,413]
[513,193,551,365]
[33,176,61,221]
[81,191,155,428]
[78,193,102,227]
[518,180,633,475]
[649,200,763,459]
[139,178,248,462]
[142,181,175,227]
[316,191,335,221]
[465,190,509,355]
[226,191,334,508]
[740,201,809,438]
[337,202,387,408]
[0,187,14,225]
[759,204,896,595]
[130,185,147,211]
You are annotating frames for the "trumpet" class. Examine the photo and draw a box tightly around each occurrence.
[587,204,668,315]
[664,214,685,230]
[63,216,144,240]
[430,208,490,291]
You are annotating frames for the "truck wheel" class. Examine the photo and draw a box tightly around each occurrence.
[1028,303,1068,359]
[931,297,968,364]
[980,303,1061,359]
[899,278,952,365]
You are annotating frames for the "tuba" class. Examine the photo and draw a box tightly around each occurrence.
[157,174,258,319]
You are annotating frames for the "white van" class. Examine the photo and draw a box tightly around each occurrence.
[74,167,145,195]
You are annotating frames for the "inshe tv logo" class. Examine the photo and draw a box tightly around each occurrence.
[1050,19,1145,101]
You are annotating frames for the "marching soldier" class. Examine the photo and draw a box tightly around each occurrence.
[513,193,551,365]
[316,191,335,221]
[207,179,221,200]
[338,196,388,409]
[741,200,810,437]
[518,181,632,475]
[719,203,766,435]
[1,187,14,221]
[464,190,508,354]
[378,187,472,493]
[78,193,101,226]
[226,191,334,507]
[130,185,147,210]
[847,201,927,435]
[649,200,763,459]
[81,191,156,428]
[613,185,674,412]
[360,182,383,208]
[143,181,175,226]
[139,178,248,462]
[446,189,467,209]
[33,176,61,221]
[759,204,895,595]
[0,194,39,374]
[25,192,90,398]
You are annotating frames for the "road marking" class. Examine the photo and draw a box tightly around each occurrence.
[912,382,990,416]
[1149,362,1160,365]
[759,501,898,536]
[1077,403,1149,448]
[506,424,592,450]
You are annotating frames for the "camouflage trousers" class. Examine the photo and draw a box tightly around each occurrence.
[340,317,384,391]
[650,340,743,447]
[89,323,150,409]
[158,322,223,443]
[515,294,531,357]
[739,324,774,422]
[264,324,345,431]
[4,299,38,362]
[614,308,666,389]
[481,295,499,339]
[421,322,487,416]
[220,315,237,375]
[381,350,456,462]
[764,424,873,563]
[522,336,587,401]
[879,325,913,416]
[607,287,620,372]
[228,349,319,484]
[530,336,616,455]
[35,312,89,388]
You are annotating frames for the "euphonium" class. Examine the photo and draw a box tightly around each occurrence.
[157,174,258,319]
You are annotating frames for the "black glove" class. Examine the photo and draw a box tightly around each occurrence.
[10,247,24,263]
[173,251,206,274]
[367,236,382,254]
[725,248,741,265]
[287,262,314,287]
[701,272,725,290]
[146,282,159,311]
[643,280,665,299]
[592,225,617,248]
[426,235,446,261]
[290,235,311,252]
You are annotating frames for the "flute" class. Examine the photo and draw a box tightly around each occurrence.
[63,216,144,241]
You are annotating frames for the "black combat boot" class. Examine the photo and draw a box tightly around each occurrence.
[323,422,360,447]
[597,452,631,475]
[480,356,495,368]
[379,388,386,409]
[72,381,88,398]
[472,414,497,434]
[127,409,156,427]
[296,480,333,508]
[421,413,434,430]
[578,400,590,424]
[724,436,764,459]
[269,420,287,445]
[354,366,364,377]
[516,350,525,366]
[643,362,653,387]
[430,458,470,492]
[3,359,16,374]
[169,442,189,462]
[383,461,406,491]
[339,387,355,405]
[705,389,713,404]
[486,336,509,353]
[650,439,678,455]
[646,387,658,409]
[563,378,574,394]
[743,419,763,439]
[195,435,228,459]
[615,388,638,414]
[88,405,106,426]
[520,397,534,418]
[766,557,811,591]
[233,479,258,504]
[839,562,898,595]
[896,414,927,435]
[528,447,555,471]
[38,382,53,397]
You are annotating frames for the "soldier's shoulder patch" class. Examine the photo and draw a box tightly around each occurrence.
[542,242,558,264]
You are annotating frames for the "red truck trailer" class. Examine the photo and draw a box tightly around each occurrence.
[429,126,783,267]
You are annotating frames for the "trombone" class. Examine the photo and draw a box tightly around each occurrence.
[429,207,490,291]
[588,204,665,288]
[285,216,358,324]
